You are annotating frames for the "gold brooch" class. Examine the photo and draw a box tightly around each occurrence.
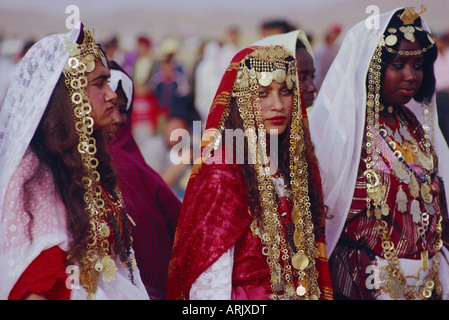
[399,5,427,25]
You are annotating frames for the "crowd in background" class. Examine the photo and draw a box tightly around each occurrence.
[1,18,449,199]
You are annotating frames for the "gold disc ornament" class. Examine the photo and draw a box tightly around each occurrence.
[292,251,309,271]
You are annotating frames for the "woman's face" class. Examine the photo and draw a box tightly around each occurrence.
[107,85,128,141]
[87,61,117,130]
[296,48,317,108]
[381,39,424,107]
[257,81,293,136]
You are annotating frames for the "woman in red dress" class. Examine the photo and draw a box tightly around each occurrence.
[167,44,333,300]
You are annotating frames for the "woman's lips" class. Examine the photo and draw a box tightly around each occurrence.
[399,87,416,97]
[267,116,286,125]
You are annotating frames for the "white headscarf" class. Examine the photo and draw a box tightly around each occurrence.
[0,26,80,222]
[109,69,133,111]
[0,24,149,300]
[309,8,449,261]
[252,29,314,61]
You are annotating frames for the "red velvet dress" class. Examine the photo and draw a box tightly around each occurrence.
[167,159,332,300]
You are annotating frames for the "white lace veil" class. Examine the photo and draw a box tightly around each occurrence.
[309,8,449,257]
[0,25,81,222]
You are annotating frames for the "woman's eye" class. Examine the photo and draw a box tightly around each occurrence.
[281,88,292,95]
[258,90,267,98]
[391,63,404,70]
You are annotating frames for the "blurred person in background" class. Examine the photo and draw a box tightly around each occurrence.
[149,37,191,118]
[107,61,181,300]
[260,19,296,37]
[142,114,193,200]
[194,26,240,128]
[133,35,154,86]
[314,23,342,91]
[435,32,449,145]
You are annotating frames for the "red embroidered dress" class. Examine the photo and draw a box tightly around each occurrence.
[329,106,449,299]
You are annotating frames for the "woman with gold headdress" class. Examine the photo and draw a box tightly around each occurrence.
[309,7,449,300]
[167,43,333,300]
[0,24,148,300]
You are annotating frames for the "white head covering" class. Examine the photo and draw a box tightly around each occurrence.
[109,69,133,111]
[0,25,81,222]
[308,8,449,258]
[252,29,314,61]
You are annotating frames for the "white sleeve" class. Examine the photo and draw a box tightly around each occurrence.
[189,246,234,300]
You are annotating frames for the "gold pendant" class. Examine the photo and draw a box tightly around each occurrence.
[421,250,429,270]
[365,169,386,206]
[417,151,434,171]
[296,285,306,296]
[366,207,372,218]
[409,174,420,198]
[388,105,394,113]
[421,183,433,204]
[101,255,117,283]
[374,207,382,220]
[87,293,96,300]
[388,276,404,300]
[393,160,408,181]
[291,251,309,271]
[291,204,301,224]
[381,203,390,217]
[367,185,386,207]
[293,229,302,248]
[396,186,408,213]
[411,199,422,224]
[272,271,283,292]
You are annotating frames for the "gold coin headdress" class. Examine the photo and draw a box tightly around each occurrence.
[379,5,435,56]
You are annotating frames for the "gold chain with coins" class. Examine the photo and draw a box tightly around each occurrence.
[363,22,442,299]
[63,28,128,299]
[221,46,321,300]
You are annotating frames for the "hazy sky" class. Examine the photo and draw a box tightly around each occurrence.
[1,0,448,46]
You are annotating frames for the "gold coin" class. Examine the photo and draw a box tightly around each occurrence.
[296,285,306,296]
[258,72,273,86]
[385,34,398,46]
[291,251,309,270]
[85,60,95,73]
[293,230,302,248]
[291,204,301,224]
[273,69,286,83]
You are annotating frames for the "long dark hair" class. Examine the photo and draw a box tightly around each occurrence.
[26,73,118,265]
[223,96,326,238]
